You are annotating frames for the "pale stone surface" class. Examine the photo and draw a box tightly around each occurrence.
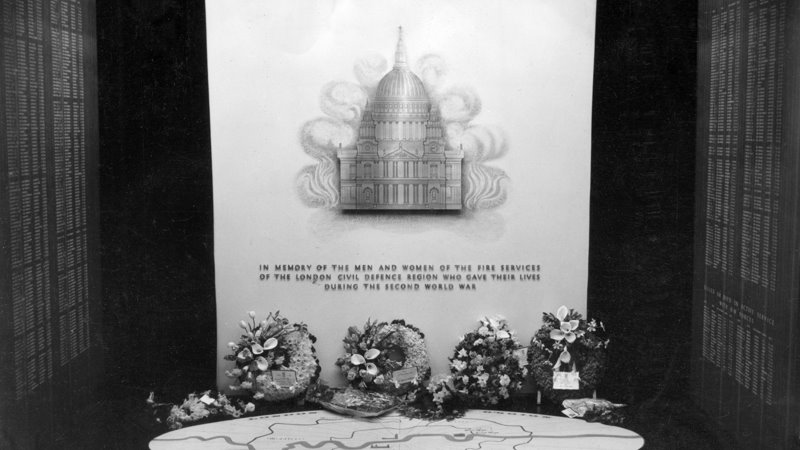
[150,409,643,450]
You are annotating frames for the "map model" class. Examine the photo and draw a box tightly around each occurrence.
[149,409,644,450]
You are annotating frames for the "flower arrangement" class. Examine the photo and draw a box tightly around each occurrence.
[528,305,609,402]
[400,373,470,420]
[448,316,529,406]
[147,391,253,430]
[224,311,320,401]
[335,319,430,394]
[306,383,402,418]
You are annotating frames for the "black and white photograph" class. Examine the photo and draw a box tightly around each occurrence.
[1,0,798,448]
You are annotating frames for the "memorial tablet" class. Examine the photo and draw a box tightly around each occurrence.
[693,0,800,447]
[0,0,100,446]
[206,0,597,389]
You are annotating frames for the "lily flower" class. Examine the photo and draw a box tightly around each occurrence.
[255,356,269,371]
[550,306,579,343]
[365,363,379,376]
[555,305,571,322]
[481,316,502,329]
[251,343,264,355]
[364,348,380,360]
[263,337,279,351]
[237,347,253,362]
[351,354,366,365]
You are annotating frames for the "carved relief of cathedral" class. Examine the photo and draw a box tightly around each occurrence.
[338,28,463,210]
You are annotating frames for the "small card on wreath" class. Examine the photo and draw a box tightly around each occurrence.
[553,371,580,390]
[561,408,581,419]
[392,367,418,385]
[270,370,298,387]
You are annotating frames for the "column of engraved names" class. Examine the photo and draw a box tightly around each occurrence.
[703,290,726,369]
[703,288,735,374]
[51,0,91,366]
[740,0,783,291]
[703,288,775,403]
[704,4,740,276]
[733,307,775,403]
[702,3,740,370]
[3,0,55,399]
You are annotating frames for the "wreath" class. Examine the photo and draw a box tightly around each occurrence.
[224,311,320,401]
[399,374,470,421]
[449,316,529,406]
[147,391,253,430]
[335,319,430,394]
[528,306,609,403]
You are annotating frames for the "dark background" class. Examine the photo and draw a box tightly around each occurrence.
[98,1,216,399]
[93,1,735,448]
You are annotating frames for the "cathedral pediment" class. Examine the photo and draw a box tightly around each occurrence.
[379,141,422,159]
[385,151,418,160]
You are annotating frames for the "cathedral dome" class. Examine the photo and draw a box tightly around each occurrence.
[372,27,430,122]
[375,68,428,101]
[339,27,462,211]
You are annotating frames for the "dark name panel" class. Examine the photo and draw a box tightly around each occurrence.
[1,0,99,446]
[694,0,800,448]
[4,0,92,399]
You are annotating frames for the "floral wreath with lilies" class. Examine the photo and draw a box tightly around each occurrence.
[335,319,431,395]
[224,311,320,401]
[529,306,609,402]
[448,316,529,407]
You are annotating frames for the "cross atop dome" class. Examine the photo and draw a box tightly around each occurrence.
[394,26,407,69]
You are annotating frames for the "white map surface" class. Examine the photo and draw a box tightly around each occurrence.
[150,409,643,450]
